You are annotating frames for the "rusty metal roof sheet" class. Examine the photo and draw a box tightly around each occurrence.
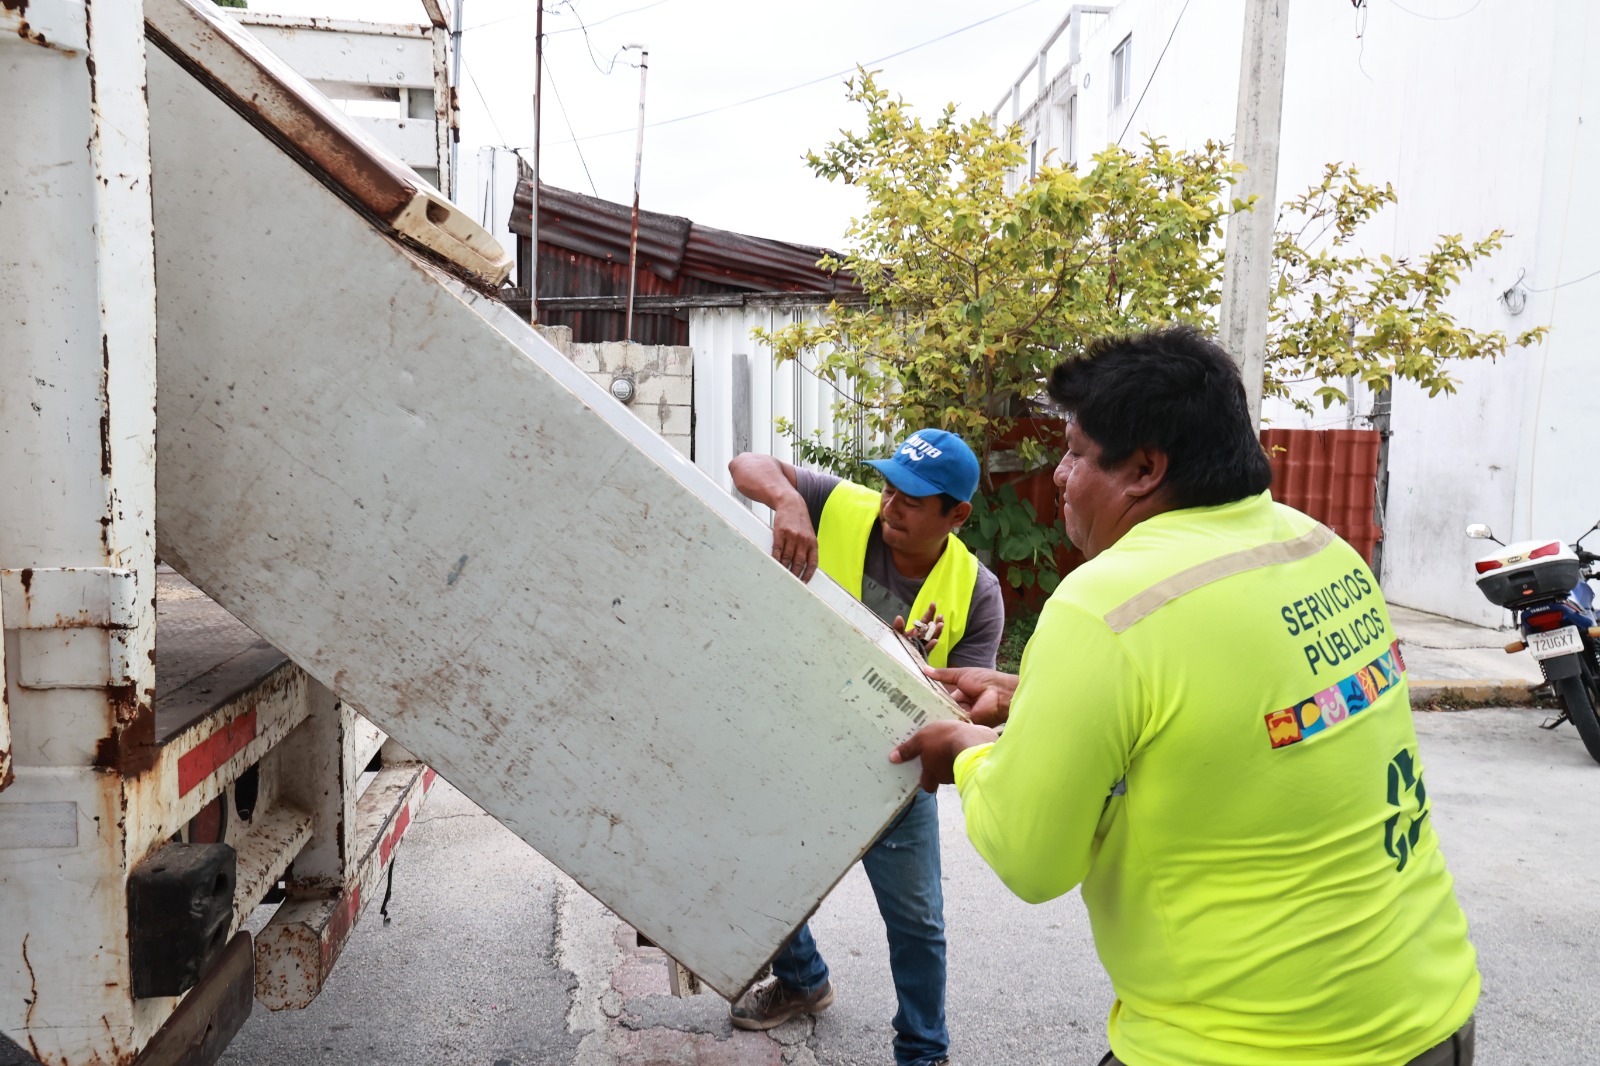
[511,182,856,294]
[514,183,691,281]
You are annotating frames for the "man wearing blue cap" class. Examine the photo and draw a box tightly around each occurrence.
[726,429,1004,1066]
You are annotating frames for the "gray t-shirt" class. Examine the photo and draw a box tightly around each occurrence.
[796,469,1004,670]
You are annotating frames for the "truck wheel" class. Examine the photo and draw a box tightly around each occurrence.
[1553,671,1600,765]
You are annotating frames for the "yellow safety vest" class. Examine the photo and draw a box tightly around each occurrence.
[952,492,1479,1065]
[816,481,979,669]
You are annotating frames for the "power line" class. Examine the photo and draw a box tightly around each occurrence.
[1387,0,1484,21]
[544,58,600,196]
[1524,265,1600,294]
[465,0,672,35]
[464,59,509,146]
[550,0,672,36]
[550,0,1052,146]
[463,61,515,230]
[548,0,644,74]
[1354,0,1375,83]
[1116,0,1193,146]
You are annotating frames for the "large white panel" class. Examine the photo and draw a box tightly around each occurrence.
[147,47,958,998]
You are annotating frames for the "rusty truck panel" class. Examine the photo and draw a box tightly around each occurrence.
[1,4,451,1062]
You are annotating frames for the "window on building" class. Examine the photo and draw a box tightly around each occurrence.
[1112,35,1133,107]
[1029,138,1039,179]
[1057,93,1077,166]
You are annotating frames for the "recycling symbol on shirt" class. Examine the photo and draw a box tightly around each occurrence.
[1383,748,1429,873]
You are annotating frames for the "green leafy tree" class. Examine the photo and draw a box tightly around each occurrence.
[766,71,1543,593]
[1268,164,1545,411]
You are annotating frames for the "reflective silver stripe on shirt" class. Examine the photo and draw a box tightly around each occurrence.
[1102,524,1337,633]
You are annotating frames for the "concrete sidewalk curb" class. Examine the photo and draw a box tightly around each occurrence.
[1390,606,1547,710]
[1410,678,1542,709]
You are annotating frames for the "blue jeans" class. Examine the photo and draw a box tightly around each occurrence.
[772,789,947,1066]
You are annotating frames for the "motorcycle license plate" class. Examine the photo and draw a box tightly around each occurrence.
[1528,625,1582,660]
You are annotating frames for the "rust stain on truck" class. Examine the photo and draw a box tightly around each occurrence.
[96,682,158,776]
[2,0,81,56]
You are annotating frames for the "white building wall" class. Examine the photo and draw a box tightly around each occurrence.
[1006,0,1592,624]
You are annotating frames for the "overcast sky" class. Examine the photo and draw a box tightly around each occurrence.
[247,0,1076,248]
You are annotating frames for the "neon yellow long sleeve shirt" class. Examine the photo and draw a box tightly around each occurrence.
[953,493,1478,1066]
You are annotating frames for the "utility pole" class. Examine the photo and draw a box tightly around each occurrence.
[449,0,465,199]
[624,46,649,345]
[530,0,543,322]
[1218,0,1290,429]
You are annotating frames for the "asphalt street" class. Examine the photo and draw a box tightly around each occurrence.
[216,707,1600,1066]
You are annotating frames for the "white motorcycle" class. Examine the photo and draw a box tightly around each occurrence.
[1467,521,1600,765]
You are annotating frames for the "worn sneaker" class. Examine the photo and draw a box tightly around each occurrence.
[728,975,835,1030]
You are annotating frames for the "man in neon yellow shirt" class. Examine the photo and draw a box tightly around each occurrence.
[727,431,1002,1066]
[892,328,1479,1066]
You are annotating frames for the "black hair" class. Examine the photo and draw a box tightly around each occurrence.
[1047,326,1272,509]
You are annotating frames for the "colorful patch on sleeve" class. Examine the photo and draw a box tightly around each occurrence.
[1264,640,1406,750]
[1265,707,1303,748]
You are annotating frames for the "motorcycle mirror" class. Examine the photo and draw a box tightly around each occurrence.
[1465,523,1497,541]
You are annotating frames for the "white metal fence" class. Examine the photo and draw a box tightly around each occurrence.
[690,303,877,493]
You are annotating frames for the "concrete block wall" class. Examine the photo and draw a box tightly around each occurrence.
[535,326,693,459]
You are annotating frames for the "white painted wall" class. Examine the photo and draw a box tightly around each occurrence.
[1005,0,1594,624]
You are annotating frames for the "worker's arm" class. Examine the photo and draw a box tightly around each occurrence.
[896,598,1144,904]
[923,665,1017,727]
[728,453,817,581]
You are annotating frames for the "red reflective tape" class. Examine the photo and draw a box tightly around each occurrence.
[320,883,361,973]
[422,767,437,791]
[379,802,412,867]
[177,709,258,796]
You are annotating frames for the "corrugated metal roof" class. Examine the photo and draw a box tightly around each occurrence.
[510,182,856,294]
[514,183,690,280]
[680,225,852,292]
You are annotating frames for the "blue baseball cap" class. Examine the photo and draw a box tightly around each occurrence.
[865,429,980,501]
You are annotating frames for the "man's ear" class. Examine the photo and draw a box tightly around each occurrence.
[1124,447,1170,500]
[950,500,973,529]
